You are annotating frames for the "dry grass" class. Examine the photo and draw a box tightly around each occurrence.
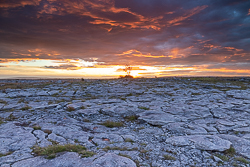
[32,144,95,159]
[100,120,124,128]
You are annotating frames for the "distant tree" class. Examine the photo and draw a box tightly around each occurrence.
[119,65,133,79]
[123,65,132,76]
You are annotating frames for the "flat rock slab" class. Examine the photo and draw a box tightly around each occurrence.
[101,103,141,117]
[138,110,182,126]
[0,123,36,154]
[165,135,232,152]
[12,153,136,167]
[92,153,137,167]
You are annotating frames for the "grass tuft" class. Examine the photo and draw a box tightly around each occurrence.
[33,126,42,130]
[124,115,138,122]
[100,120,124,128]
[32,144,94,159]
[163,154,176,161]
[138,106,150,110]
[124,138,134,143]
[215,154,229,161]
[0,152,13,157]
[235,157,249,164]
[20,106,31,111]
[224,146,236,156]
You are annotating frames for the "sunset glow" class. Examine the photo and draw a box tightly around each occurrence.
[0,0,250,78]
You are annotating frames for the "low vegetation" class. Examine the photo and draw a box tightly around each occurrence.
[0,152,13,157]
[32,144,95,159]
[100,120,124,128]
[124,115,138,122]
[163,154,176,160]
[20,106,31,111]
[124,138,134,143]
[66,106,75,112]
[33,126,42,130]
[224,146,236,156]
[138,106,150,110]
[234,157,249,164]
[215,154,229,161]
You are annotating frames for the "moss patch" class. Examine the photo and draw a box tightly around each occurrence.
[100,120,124,128]
[32,144,95,159]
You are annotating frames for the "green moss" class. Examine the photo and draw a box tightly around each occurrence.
[191,93,201,96]
[124,115,138,122]
[20,106,31,110]
[0,99,7,104]
[79,150,96,158]
[224,146,236,156]
[234,157,249,164]
[163,154,176,160]
[5,113,17,121]
[215,154,229,161]
[0,152,13,157]
[33,126,41,130]
[138,106,150,110]
[32,144,94,159]
[100,120,124,128]
[118,153,132,159]
[0,117,4,125]
[124,138,134,143]
[47,139,59,145]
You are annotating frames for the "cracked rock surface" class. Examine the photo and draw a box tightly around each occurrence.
[0,78,250,167]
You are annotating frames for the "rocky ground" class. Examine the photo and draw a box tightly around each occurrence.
[0,77,250,167]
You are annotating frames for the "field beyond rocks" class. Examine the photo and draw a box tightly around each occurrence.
[0,77,250,167]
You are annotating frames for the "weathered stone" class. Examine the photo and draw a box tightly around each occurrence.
[165,135,231,152]
[219,134,250,159]
[92,153,137,167]
[12,156,48,167]
[138,110,182,126]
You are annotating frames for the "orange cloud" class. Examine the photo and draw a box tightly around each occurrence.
[167,5,208,26]
[0,0,41,8]
[117,49,166,58]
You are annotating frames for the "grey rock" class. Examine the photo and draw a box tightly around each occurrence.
[138,110,181,126]
[219,134,250,159]
[12,156,48,167]
[233,127,250,133]
[92,153,137,167]
[165,135,232,151]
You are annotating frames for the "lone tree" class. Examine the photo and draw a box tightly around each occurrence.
[123,65,132,76]
[119,65,133,79]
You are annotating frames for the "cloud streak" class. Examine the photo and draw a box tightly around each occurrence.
[0,0,250,77]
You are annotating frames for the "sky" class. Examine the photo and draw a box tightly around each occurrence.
[0,0,250,78]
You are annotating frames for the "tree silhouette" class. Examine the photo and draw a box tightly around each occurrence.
[119,65,133,79]
[123,65,132,75]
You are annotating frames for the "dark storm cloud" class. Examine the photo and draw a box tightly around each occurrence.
[0,0,249,71]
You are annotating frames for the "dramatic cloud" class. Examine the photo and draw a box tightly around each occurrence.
[0,0,250,77]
